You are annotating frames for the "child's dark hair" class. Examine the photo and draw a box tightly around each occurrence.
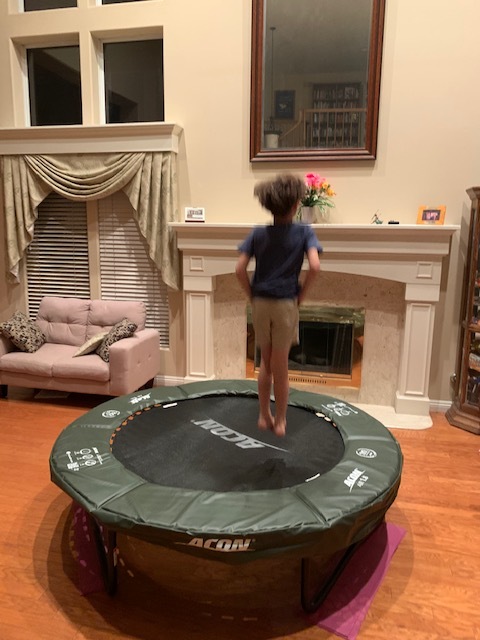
[254,174,304,217]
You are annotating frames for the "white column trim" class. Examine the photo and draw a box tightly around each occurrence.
[184,288,215,381]
[395,300,436,416]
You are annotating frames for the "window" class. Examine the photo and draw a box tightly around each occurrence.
[26,193,90,319]
[26,192,170,347]
[27,46,82,126]
[24,0,77,10]
[104,40,164,123]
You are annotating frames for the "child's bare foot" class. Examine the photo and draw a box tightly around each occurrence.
[258,413,274,431]
[273,418,286,437]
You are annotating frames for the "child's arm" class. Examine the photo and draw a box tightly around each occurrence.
[235,252,252,300]
[298,247,321,305]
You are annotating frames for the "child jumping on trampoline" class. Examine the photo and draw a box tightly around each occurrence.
[235,174,322,437]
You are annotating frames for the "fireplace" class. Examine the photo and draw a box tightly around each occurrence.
[246,306,364,387]
[171,222,458,421]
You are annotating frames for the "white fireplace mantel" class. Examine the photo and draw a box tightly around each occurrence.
[171,223,459,420]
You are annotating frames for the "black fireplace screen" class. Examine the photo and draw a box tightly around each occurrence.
[289,321,353,375]
[247,306,364,381]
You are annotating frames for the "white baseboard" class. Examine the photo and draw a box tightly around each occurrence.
[429,399,452,414]
[154,375,186,387]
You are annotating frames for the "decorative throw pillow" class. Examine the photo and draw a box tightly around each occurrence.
[73,331,109,357]
[96,318,137,362]
[0,311,46,353]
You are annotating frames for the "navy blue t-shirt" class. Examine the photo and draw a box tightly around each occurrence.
[238,223,322,299]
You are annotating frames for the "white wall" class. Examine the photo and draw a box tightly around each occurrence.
[1,0,479,405]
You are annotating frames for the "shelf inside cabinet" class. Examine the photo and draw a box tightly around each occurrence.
[468,353,480,372]
[310,82,364,149]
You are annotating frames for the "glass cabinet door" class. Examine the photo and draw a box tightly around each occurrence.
[447,187,480,434]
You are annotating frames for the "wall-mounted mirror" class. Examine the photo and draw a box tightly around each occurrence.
[250,0,386,162]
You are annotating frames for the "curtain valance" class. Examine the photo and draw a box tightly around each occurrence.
[1,152,179,289]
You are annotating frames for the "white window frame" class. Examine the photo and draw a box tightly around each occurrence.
[91,28,164,125]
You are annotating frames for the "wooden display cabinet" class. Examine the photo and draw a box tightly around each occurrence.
[446,186,480,434]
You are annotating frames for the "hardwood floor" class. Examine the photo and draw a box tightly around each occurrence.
[0,389,479,640]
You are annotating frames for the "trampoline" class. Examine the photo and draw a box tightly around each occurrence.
[49,380,403,612]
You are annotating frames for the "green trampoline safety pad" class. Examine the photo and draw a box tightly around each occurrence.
[49,380,403,563]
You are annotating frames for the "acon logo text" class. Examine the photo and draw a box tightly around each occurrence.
[191,418,287,451]
[344,467,369,492]
[176,537,255,552]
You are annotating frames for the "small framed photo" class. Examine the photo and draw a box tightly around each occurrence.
[184,207,205,223]
[274,90,295,120]
[416,205,446,225]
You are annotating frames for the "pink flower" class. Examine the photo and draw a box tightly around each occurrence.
[305,173,323,188]
[299,172,336,211]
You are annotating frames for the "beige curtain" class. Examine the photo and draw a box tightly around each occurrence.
[1,152,180,289]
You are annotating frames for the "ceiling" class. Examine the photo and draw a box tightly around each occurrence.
[265,0,372,76]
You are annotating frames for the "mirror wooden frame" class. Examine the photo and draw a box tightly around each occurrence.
[250,0,386,162]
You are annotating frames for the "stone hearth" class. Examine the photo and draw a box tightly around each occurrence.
[171,223,458,424]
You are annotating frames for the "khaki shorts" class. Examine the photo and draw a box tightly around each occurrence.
[251,298,299,350]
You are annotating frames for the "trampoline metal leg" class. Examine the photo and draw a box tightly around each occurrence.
[90,517,118,596]
[301,543,359,614]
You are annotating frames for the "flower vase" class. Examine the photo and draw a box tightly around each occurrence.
[300,206,316,223]
[316,207,330,224]
[264,133,279,149]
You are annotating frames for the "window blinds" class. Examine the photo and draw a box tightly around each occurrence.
[98,192,170,347]
[26,193,90,319]
[26,191,170,348]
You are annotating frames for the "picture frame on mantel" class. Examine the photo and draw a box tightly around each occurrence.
[184,207,205,222]
[417,205,446,225]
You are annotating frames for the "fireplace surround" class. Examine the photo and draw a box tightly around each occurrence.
[171,223,458,424]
